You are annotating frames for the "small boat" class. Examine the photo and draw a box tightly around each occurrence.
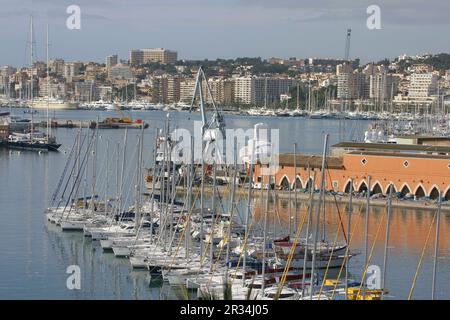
[4,132,61,152]
[90,117,149,129]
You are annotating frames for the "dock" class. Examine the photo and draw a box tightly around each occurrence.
[36,119,148,129]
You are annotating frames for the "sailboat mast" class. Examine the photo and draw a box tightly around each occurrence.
[46,23,50,139]
[344,178,353,300]
[225,154,237,276]
[243,129,256,286]
[30,16,35,141]
[431,191,442,300]
[310,133,329,299]
[381,183,393,299]
[301,173,316,297]
[209,162,217,271]
[261,178,270,292]
[363,175,372,299]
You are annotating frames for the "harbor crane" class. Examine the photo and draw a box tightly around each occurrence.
[189,66,226,165]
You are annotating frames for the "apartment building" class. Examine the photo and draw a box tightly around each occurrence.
[234,76,254,104]
[106,55,118,70]
[130,48,178,65]
[408,73,438,98]
[369,68,399,101]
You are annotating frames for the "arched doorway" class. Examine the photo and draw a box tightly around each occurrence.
[415,186,426,199]
[344,181,353,193]
[445,189,450,201]
[306,178,313,191]
[372,183,383,195]
[279,176,290,190]
[386,184,397,195]
[358,181,368,193]
[430,187,440,200]
[294,177,302,190]
[400,185,411,197]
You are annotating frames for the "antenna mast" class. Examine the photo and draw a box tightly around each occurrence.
[345,28,352,61]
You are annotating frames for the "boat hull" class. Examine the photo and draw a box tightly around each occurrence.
[3,141,61,152]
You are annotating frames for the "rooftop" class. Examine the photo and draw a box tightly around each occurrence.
[275,154,344,169]
[332,141,450,154]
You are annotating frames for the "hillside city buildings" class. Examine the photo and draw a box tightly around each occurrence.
[0,48,449,112]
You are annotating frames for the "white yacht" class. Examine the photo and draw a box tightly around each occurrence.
[32,97,78,110]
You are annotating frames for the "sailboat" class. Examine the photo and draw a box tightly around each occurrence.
[5,19,61,152]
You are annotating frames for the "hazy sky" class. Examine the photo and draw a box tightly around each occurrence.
[1,0,450,67]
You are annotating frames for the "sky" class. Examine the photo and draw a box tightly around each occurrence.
[1,0,450,67]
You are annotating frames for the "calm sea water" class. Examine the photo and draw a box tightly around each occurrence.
[0,108,449,300]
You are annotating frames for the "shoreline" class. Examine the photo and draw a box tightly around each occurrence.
[175,185,449,212]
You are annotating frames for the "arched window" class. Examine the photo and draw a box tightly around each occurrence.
[445,189,450,201]
[415,186,425,199]
[430,187,440,200]
[344,181,353,193]
[306,178,313,191]
[294,177,302,190]
[386,184,397,195]
[358,181,368,193]
[280,176,290,190]
[372,183,383,195]
[400,185,411,197]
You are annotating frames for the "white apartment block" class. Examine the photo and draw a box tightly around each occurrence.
[408,73,438,98]
[180,78,196,103]
[234,77,254,104]
[234,76,295,105]
[130,48,178,65]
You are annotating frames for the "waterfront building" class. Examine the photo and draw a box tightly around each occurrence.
[234,76,295,106]
[234,76,254,105]
[38,81,66,98]
[408,72,438,98]
[74,81,98,102]
[147,74,181,104]
[253,141,450,200]
[337,72,357,99]
[180,78,196,103]
[369,67,400,102]
[202,77,235,104]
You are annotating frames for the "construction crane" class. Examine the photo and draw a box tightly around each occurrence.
[189,66,226,164]
[345,28,352,61]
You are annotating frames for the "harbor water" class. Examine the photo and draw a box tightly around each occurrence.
[1,108,449,299]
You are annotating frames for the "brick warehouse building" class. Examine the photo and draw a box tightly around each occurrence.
[253,142,450,200]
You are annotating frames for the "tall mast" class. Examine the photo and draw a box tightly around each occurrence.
[381,183,393,299]
[46,23,50,139]
[431,191,442,300]
[30,15,35,141]
[310,133,329,299]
